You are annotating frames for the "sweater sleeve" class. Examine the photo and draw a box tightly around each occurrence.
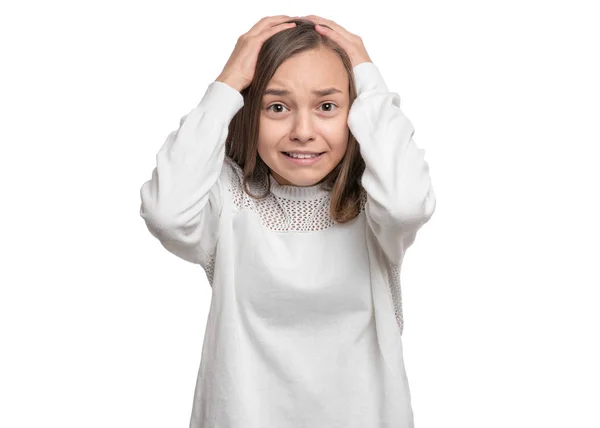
[139,81,244,265]
[347,62,436,263]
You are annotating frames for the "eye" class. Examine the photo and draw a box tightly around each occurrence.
[266,103,289,113]
[319,102,337,112]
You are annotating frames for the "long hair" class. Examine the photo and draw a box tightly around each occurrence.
[225,18,366,224]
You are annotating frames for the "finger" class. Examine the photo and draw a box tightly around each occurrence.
[247,15,295,36]
[262,21,296,38]
[303,15,351,37]
[310,20,348,45]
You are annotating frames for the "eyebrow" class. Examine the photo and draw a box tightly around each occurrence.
[263,87,344,97]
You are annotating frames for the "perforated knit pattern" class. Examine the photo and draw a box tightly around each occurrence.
[225,158,336,232]
[204,253,215,287]
[388,263,403,335]
[211,157,403,334]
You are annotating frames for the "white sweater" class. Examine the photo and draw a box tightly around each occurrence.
[140,62,436,428]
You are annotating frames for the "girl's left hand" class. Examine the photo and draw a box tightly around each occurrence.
[299,15,372,68]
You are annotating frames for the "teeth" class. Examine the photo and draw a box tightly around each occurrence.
[286,152,320,159]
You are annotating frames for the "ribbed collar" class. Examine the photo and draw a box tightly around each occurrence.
[268,173,330,201]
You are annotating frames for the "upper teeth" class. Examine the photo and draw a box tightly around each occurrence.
[287,152,320,159]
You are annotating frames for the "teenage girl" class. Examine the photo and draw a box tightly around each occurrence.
[140,14,436,428]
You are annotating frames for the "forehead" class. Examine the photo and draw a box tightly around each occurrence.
[264,49,348,96]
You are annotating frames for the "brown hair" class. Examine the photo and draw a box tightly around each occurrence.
[225,18,366,224]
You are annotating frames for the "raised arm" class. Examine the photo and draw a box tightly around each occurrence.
[140,16,297,266]
[139,81,244,265]
[348,62,436,264]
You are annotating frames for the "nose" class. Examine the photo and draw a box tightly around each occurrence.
[289,109,315,143]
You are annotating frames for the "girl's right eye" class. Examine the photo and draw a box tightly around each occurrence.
[266,103,289,113]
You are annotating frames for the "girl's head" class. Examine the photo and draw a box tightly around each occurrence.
[225,18,365,223]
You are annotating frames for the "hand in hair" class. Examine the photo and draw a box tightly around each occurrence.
[216,16,297,92]
[300,15,373,68]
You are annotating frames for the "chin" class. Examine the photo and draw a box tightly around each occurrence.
[273,170,327,187]
[294,177,323,187]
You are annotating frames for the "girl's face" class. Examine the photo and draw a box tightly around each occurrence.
[257,48,350,187]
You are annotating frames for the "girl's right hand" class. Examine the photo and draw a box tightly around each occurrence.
[216,16,297,92]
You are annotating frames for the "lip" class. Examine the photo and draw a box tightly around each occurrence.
[281,151,325,165]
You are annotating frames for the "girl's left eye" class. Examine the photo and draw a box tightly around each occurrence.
[319,103,337,112]
[266,103,337,113]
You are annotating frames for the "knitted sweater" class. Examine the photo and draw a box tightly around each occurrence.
[140,61,436,428]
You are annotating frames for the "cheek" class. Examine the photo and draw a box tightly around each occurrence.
[259,117,286,142]
[256,136,279,160]
[320,121,349,147]
[257,120,273,150]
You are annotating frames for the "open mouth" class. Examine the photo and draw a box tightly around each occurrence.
[282,152,325,158]
[281,151,325,165]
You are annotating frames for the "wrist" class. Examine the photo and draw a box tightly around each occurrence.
[216,75,245,93]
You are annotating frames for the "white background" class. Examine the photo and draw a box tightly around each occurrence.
[1,0,598,427]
